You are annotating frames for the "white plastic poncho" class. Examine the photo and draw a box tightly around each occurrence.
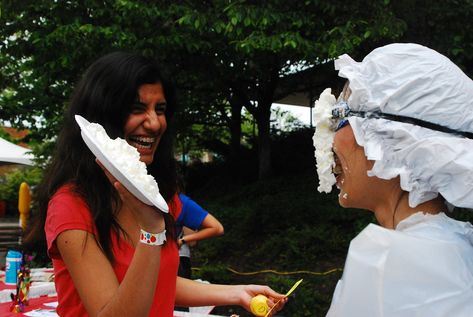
[334,43,473,208]
[327,212,473,317]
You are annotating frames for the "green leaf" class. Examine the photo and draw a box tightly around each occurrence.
[451,48,464,56]
[79,24,93,33]
[177,16,190,25]
[284,40,297,49]
[244,17,251,27]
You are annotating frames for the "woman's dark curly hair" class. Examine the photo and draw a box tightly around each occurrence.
[24,52,178,262]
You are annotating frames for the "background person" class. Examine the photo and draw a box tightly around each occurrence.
[174,193,224,313]
[175,193,224,280]
[316,43,473,316]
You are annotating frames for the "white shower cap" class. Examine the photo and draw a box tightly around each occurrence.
[334,43,473,208]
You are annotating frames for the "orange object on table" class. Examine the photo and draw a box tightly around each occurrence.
[18,182,31,230]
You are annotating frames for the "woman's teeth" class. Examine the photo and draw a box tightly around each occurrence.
[128,136,155,149]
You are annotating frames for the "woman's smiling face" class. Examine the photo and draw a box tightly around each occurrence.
[124,83,167,166]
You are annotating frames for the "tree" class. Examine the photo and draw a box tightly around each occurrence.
[0,1,186,140]
[392,0,473,75]
[169,0,406,178]
[3,1,471,179]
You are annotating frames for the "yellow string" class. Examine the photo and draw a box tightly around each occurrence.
[226,267,342,276]
[192,267,342,276]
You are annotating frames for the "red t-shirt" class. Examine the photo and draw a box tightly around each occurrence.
[45,185,179,317]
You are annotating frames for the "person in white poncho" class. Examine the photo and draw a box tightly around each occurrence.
[312,43,473,317]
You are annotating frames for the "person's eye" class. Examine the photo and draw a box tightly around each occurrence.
[131,103,146,113]
[155,103,167,114]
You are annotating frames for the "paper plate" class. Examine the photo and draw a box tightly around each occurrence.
[75,115,169,212]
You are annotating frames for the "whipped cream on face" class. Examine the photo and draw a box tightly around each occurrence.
[86,123,160,197]
[312,88,337,193]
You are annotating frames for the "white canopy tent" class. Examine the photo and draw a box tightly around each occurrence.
[275,91,313,108]
[274,92,314,127]
[0,137,34,166]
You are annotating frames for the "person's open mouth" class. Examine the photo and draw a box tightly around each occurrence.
[128,136,156,150]
[333,153,343,187]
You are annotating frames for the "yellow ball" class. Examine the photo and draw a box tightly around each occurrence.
[250,294,269,316]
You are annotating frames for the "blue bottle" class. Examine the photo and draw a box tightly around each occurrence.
[5,250,22,285]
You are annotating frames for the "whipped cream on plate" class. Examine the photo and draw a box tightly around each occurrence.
[86,123,161,198]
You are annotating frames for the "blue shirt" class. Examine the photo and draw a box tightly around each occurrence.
[175,193,208,237]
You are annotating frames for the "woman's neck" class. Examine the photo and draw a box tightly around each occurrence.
[374,192,444,229]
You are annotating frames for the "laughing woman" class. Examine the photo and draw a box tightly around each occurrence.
[313,43,473,317]
[25,52,286,317]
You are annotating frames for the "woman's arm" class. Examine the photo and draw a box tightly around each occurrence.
[57,179,166,317]
[178,213,224,247]
[57,229,162,317]
[174,277,287,315]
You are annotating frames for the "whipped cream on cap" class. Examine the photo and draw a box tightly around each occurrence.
[312,88,337,193]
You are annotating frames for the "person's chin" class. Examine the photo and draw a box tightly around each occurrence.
[139,155,154,166]
[338,190,349,207]
[135,150,150,164]
[136,147,156,165]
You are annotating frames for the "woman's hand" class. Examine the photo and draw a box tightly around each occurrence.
[96,159,165,233]
[238,285,288,316]
[175,278,288,314]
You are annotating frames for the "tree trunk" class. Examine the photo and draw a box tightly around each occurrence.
[255,104,272,179]
[229,102,242,159]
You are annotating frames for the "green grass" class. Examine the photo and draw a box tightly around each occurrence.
[188,168,374,317]
[187,158,473,316]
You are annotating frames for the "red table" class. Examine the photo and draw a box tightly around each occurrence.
[0,274,58,316]
[0,295,58,316]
